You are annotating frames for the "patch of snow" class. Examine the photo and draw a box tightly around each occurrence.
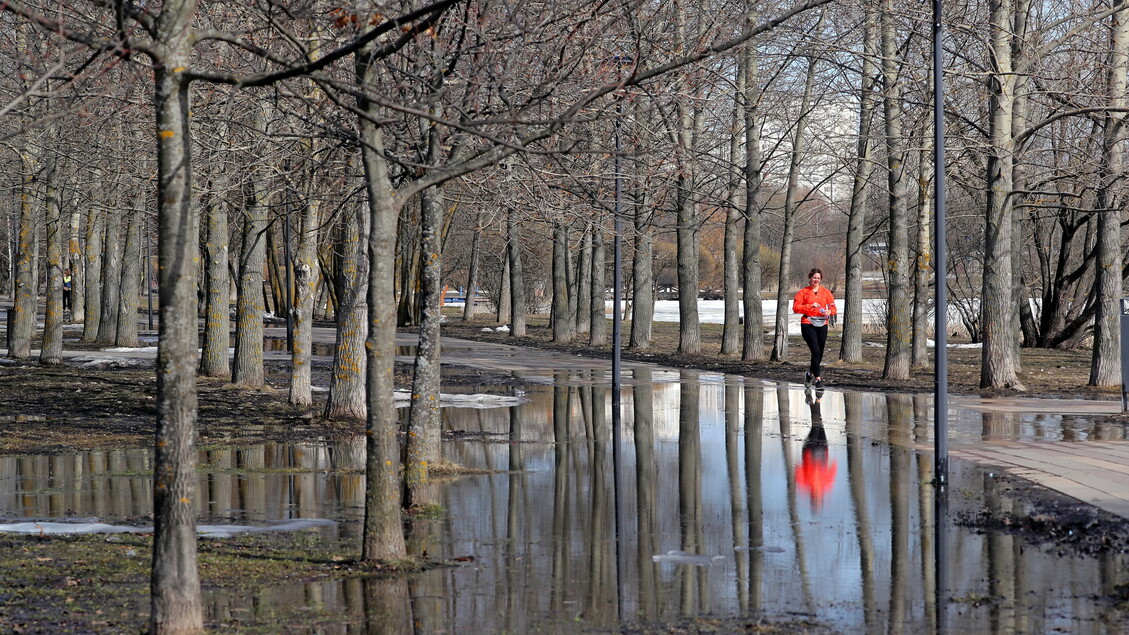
[0,518,336,537]
[311,385,329,393]
[104,346,159,353]
[651,550,726,567]
[79,358,148,369]
[392,389,529,409]
[480,328,494,332]
[495,325,510,332]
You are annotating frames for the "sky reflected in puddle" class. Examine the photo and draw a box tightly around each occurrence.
[0,368,1126,633]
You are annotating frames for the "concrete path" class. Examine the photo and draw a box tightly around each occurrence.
[951,441,1129,519]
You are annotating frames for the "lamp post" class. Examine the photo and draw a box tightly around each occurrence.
[933,0,948,489]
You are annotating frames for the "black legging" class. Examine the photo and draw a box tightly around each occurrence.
[801,322,828,378]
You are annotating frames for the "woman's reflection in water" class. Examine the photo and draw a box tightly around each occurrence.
[796,389,837,511]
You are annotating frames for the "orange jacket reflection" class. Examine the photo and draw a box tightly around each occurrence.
[795,440,838,510]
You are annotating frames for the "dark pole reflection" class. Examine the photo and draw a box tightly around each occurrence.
[632,368,658,621]
[934,472,949,634]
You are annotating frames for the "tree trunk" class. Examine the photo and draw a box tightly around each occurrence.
[1090,0,1129,386]
[721,62,745,356]
[357,53,407,562]
[289,197,320,407]
[96,200,123,346]
[115,206,142,347]
[841,0,880,363]
[981,0,1025,390]
[150,5,204,628]
[40,155,63,365]
[232,154,269,389]
[574,228,591,334]
[462,212,481,321]
[200,190,231,377]
[324,200,369,419]
[9,141,39,360]
[771,12,824,361]
[496,255,511,324]
[630,193,654,349]
[552,221,575,342]
[82,205,104,342]
[881,0,912,381]
[404,161,445,509]
[589,220,606,346]
[674,0,701,355]
[911,168,931,368]
[68,196,85,324]
[508,207,526,336]
[741,6,766,362]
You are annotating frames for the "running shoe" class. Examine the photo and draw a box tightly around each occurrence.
[813,378,824,389]
[804,371,813,387]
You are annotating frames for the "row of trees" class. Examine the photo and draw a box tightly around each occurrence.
[3,0,1129,632]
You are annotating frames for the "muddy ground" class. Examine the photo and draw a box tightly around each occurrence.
[1,317,1128,631]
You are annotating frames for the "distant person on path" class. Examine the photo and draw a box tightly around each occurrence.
[792,267,836,389]
[62,268,73,316]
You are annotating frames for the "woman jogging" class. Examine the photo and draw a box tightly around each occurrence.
[792,268,836,389]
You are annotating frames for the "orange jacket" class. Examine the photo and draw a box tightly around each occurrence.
[792,286,837,325]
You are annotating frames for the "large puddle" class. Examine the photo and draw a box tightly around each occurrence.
[1,367,1127,633]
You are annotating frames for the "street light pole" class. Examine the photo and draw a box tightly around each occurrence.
[933,0,948,489]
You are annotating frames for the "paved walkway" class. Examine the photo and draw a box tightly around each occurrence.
[952,441,1129,519]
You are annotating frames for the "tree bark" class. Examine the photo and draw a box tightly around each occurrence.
[741,4,766,362]
[357,52,407,562]
[82,204,103,342]
[232,147,269,389]
[574,228,591,334]
[981,0,1025,390]
[589,220,607,346]
[115,206,142,347]
[150,3,205,628]
[630,192,654,349]
[1090,0,1129,386]
[674,0,701,355]
[9,140,39,360]
[289,197,320,407]
[840,0,880,363]
[508,206,527,336]
[771,11,824,362]
[462,212,481,321]
[40,154,63,365]
[881,0,912,381]
[325,200,369,420]
[721,61,744,356]
[552,221,575,342]
[200,189,231,377]
[96,197,123,346]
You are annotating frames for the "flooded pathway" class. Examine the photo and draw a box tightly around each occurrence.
[2,338,1128,633]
